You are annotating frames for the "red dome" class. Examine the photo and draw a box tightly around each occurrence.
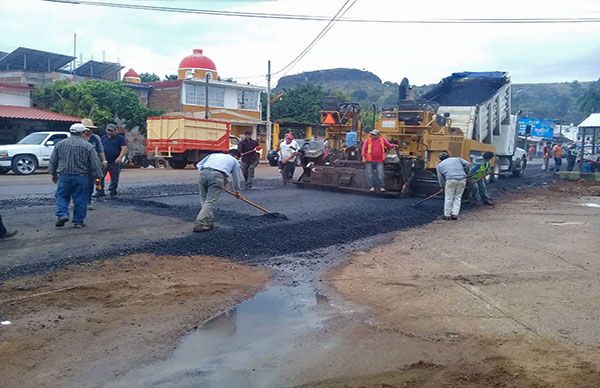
[179,49,217,71]
[124,68,139,78]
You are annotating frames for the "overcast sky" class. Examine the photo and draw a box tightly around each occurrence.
[1,0,599,87]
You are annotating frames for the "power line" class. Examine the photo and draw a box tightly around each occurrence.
[274,0,357,76]
[43,1,600,23]
[228,0,357,81]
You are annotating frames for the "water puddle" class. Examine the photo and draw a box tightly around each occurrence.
[108,280,342,387]
[107,236,395,387]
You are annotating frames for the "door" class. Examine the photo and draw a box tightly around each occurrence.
[40,133,69,165]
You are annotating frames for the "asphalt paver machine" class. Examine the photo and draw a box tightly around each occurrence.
[296,77,497,196]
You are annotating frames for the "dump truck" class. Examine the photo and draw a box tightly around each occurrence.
[296,73,523,196]
[422,72,527,179]
[146,116,233,169]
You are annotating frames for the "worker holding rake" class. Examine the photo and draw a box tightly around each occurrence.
[194,149,243,233]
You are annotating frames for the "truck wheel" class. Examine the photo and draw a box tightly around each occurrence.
[486,163,501,183]
[168,158,187,169]
[11,154,38,175]
[512,158,527,177]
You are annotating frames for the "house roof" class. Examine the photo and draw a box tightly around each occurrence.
[578,113,600,128]
[0,47,75,72]
[73,60,124,79]
[0,105,81,122]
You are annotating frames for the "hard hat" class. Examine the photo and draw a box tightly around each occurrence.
[69,123,88,133]
[370,130,380,136]
[439,152,449,161]
[81,118,97,129]
[106,124,118,131]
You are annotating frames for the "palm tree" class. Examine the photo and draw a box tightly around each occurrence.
[578,82,600,114]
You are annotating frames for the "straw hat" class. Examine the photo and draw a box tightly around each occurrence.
[81,118,97,129]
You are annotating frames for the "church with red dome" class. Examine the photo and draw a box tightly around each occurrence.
[124,48,265,147]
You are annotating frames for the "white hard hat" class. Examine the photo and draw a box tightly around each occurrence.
[69,123,87,133]
[370,130,380,136]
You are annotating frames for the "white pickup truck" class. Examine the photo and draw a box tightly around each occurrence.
[0,131,70,175]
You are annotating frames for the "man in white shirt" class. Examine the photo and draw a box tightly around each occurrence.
[194,149,243,232]
[436,152,470,220]
[278,134,299,184]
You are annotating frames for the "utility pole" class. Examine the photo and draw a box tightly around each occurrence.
[204,72,210,119]
[72,33,76,74]
[266,60,272,152]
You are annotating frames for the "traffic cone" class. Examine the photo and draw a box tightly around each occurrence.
[105,171,112,183]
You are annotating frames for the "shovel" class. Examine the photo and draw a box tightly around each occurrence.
[412,188,444,207]
[223,188,288,220]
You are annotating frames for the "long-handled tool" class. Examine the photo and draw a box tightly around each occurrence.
[241,147,261,156]
[223,188,288,220]
[412,188,444,207]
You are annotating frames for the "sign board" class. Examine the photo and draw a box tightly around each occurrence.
[381,120,396,128]
[518,117,554,138]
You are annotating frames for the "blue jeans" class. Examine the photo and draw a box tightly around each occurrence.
[470,179,491,203]
[365,162,385,188]
[100,162,121,194]
[56,175,89,223]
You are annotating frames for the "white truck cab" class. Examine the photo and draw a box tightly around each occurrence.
[0,131,70,175]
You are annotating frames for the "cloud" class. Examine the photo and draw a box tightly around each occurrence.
[0,0,598,86]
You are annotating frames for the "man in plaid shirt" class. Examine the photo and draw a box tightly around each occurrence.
[49,123,103,228]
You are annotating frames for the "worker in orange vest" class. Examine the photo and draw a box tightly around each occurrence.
[361,130,397,192]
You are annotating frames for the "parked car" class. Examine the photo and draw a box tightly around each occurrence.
[0,131,70,175]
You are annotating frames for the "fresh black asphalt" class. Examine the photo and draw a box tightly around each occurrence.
[0,167,552,281]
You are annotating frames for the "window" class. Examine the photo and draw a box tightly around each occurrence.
[46,134,68,144]
[184,83,225,107]
[18,133,48,145]
[237,90,260,110]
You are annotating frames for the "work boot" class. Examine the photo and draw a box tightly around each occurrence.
[369,187,375,192]
[483,201,494,206]
[451,215,458,220]
[193,224,213,233]
[87,203,95,210]
[379,188,386,192]
[73,223,86,228]
[0,230,18,240]
[442,216,452,220]
[55,217,69,227]
[109,191,118,197]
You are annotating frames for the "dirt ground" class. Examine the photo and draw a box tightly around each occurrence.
[325,181,600,387]
[0,254,270,387]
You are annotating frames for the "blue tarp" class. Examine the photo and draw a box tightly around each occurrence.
[451,71,507,79]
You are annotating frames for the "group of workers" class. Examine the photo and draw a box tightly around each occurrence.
[47,120,128,228]
[235,129,489,225]
[542,141,579,172]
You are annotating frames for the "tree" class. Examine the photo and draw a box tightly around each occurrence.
[164,74,178,80]
[33,80,162,132]
[139,72,160,83]
[351,89,368,101]
[271,84,328,124]
[578,80,600,114]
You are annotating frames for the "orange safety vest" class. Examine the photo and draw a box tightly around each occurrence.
[364,138,386,162]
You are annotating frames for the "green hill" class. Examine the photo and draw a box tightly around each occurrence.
[276,69,595,125]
